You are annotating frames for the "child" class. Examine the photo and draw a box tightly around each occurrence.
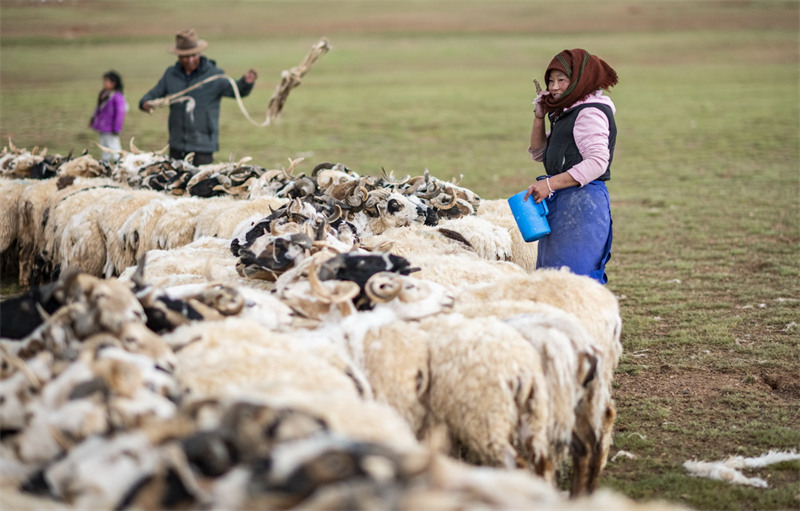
[90,70,128,163]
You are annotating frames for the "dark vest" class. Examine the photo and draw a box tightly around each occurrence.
[543,103,616,181]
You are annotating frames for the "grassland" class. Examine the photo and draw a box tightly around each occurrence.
[1,1,798,509]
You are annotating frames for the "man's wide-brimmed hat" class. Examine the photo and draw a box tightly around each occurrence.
[168,28,208,56]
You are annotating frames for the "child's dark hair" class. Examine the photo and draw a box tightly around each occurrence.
[103,70,124,93]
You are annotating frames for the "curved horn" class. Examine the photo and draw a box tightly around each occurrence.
[454,197,475,216]
[381,167,410,186]
[307,258,332,299]
[364,272,403,303]
[431,192,458,210]
[403,175,426,195]
[327,204,343,223]
[345,185,369,208]
[287,156,305,175]
[312,162,335,177]
[129,137,144,154]
[0,344,42,388]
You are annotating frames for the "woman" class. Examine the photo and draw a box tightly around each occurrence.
[525,49,618,284]
[90,70,128,163]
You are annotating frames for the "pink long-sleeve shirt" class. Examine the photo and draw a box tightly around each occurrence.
[529,91,616,186]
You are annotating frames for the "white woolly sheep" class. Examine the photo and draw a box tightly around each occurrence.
[118,236,255,289]
[95,188,164,277]
[454,268,622,492]
[352,319,433,439]
[12,354,107,463]
[53,187,131,277]
[0,177,30,253]
[456,268,623,381]
[163,318,369,400]
[476,198,539,272]
[503,306,612,496]
[193,195,288,240]
[16,177,67,285]
[414,313,553,481]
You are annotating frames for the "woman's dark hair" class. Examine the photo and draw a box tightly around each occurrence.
[103,70,124,93]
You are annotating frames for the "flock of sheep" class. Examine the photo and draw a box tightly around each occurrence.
[0,142,687,510]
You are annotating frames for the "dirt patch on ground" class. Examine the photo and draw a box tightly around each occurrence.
[762,371,800,399]
[613,365,798,434]
[616,366,774,402]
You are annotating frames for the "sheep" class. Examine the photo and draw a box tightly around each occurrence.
[246,389,423,455]
[360,224,526,290]
[116,197,178,264]
[163,318,369,400]
[277,272,361,323]
[193,195,288,240]
[0,350,54,432]
[235,286,296,331]
[90,345,180,429]
[455,268,623,381]
[56,153,107,178]
[354,319,433,439]
[118,236,255,289]
[220,432,426,510]
[0,278,65,340]
[414,313,553,481]
[42,429,167,509]
[53,186,132,277]
[0,177,29,253]
[503,307,612,496]
[1,148,43,178]
[16,177,66,286]
[82,321,177,375]
[0,157,641,506]
[349,190,432,236]
[148,197,205,253]
[476,197,539,272]
[11,354,108,463]
[2,271,149,361]
[44,177,124,253]
[453,269,622,494]
[110,143,171,187]
[95,189,164,277]
[436,215,513,262]
[407,251,527,290]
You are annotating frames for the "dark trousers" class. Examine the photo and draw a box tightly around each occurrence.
[169,148,213,165]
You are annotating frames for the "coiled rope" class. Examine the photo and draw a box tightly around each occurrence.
[147,37,331,127]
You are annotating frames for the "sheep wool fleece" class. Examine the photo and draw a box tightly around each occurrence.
[139,56,254,154]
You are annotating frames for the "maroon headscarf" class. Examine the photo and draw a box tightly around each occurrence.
[539,49,618,115]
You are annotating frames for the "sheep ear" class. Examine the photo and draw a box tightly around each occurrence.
[579,352,598,387]
[131,254,148,292]
[55,267,83,303]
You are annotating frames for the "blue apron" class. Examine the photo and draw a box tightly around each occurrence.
[535,180,612,284]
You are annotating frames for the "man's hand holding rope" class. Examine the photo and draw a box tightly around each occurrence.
[142,38,329,127]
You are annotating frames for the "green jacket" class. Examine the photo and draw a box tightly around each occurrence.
[139,56,254,154]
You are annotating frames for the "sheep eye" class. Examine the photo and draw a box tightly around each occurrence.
[387,199,402,213]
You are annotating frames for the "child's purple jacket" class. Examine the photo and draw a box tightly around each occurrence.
[91,91,127,135]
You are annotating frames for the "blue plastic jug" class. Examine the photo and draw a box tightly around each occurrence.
[507,189,551,242]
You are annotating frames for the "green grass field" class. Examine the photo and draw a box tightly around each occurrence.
[1,1,798,509]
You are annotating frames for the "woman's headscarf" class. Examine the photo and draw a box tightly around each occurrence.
[539,49,618,115]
